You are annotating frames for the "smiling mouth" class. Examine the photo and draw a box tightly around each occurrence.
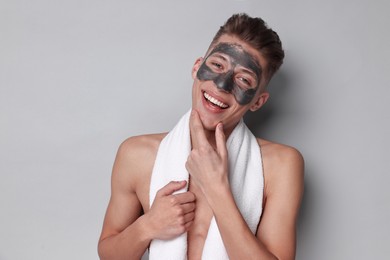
[203,91,229,109]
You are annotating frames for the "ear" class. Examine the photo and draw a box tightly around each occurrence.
[249,91,269,112]
[191,57,204,79]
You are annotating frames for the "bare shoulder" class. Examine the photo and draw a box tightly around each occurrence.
[256,138,304,198]
[118,133,167,164]
[257,138,304,172]
[113,133,168,193]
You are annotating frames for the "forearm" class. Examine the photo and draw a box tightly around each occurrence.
[98,215,152,260]
[206,184,278,260]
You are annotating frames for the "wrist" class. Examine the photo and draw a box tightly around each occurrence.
[203,178,231,208]
[201,168,229,192]
[137,213,156,242]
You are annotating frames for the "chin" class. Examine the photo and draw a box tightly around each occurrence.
[197,111,220,131]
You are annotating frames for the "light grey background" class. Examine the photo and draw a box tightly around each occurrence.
[1,0,389,259]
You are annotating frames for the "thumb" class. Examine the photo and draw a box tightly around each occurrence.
[215,123,227,157]
[156,180,187,197]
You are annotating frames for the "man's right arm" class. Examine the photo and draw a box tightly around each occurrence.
[98,136,196,259]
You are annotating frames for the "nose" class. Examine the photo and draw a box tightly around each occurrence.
[214,71,234,93]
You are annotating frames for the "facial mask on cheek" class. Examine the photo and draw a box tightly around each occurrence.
[196,43,262,105]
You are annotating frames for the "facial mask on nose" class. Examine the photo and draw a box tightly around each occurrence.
[196,43,262,105]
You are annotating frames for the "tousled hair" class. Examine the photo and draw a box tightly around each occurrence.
[211,13,285,85]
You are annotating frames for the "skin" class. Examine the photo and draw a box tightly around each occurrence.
[98,34,304,260]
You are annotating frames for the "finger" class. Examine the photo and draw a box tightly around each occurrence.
[215,122,227,157]
[190,110,209,148]
[183,219,194,231]
[174,191,196,204]
[183,211,195,224]
[157,180,187,197]
[179,202,196,214]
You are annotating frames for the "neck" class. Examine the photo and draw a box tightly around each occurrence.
[203,124,235,149]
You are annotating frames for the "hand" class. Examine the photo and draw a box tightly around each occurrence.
[185,110,229,193]
[146,180,196,240]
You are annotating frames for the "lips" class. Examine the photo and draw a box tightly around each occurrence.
[203,91,229,109]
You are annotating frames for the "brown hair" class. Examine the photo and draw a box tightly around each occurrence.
[211,13,285,85]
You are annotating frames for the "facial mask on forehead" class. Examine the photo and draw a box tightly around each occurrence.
[196,43,262,105]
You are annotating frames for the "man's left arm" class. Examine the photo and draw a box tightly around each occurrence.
[186,110,304,260]
[255,142,304,259]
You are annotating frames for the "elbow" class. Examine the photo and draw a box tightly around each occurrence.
[97,237,110,260]
[97,241,105,260]
[270,253,295,260]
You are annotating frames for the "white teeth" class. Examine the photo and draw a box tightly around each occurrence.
[203,92,228,108]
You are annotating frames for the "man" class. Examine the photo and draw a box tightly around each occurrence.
[98,13,304,260]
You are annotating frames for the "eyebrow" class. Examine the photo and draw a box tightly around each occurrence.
[209,53,229,62]
[240,67,258,79]
[211,53,258,75]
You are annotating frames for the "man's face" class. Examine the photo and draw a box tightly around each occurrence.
[191,34,269,133]
[196,42,262,105]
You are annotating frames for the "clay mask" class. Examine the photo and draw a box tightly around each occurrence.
[197,43,262,105]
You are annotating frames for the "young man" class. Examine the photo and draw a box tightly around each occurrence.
[98,13,304,260]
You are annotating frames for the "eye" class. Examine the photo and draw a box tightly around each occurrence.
[211,62,223,70]
[236,76,252,87]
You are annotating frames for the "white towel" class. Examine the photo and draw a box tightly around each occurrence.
[149,110,264,260]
